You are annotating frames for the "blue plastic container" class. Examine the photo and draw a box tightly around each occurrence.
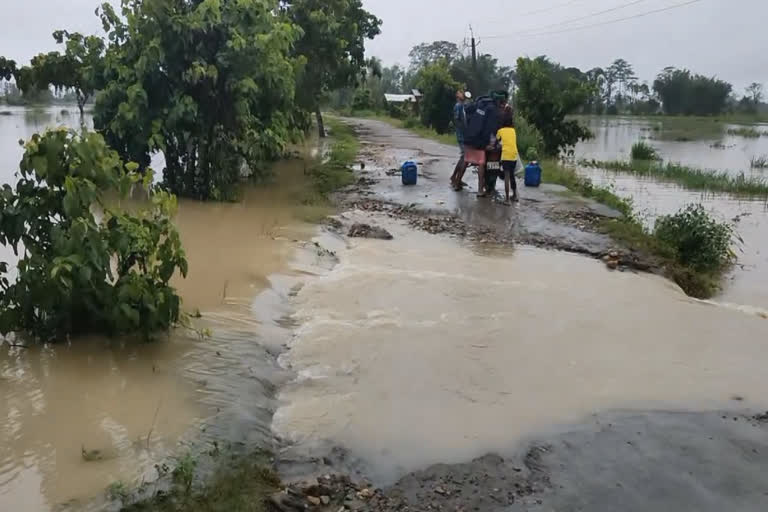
[524,162,542,187]
[401,161,418,185]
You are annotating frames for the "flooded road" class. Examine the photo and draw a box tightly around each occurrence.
[275,212,768,484]
[0,107,321,510]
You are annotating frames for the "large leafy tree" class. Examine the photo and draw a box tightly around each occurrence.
[416,61,459,135]
[408,41,460,70]
[94,0,303,200]
[0,57,17,82]
[17,31,106,120]
[450,54,513,96]
[282,0,381,137]
[514,56,593,156]
[0,129,188,342]
[653,67,732,115]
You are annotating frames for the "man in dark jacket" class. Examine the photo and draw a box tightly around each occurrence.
[450,90,470,190]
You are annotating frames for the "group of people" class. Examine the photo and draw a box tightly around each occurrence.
[450,90,519,204]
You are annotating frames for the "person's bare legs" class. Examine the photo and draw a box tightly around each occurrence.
[477,163,487,197]
[451,156,465,188]
[504,170,512,204]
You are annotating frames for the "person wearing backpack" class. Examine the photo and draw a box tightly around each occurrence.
[450,90,471,190]
[461,91,505,196]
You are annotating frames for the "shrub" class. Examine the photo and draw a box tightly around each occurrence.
[653,204,734,272]
[415,61,459,134]
[630,141,659,161]
[514,115,543,162]
[0,129,188,342]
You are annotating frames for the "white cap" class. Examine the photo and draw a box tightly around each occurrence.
[464,91,473,99]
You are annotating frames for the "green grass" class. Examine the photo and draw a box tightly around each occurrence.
[751,155,768,168]
[630,141,659,161]
[542,160,728,298]
[121,456,280,512]
[581,159,768,197]
[298,118,359,221]
[727,127,765,138]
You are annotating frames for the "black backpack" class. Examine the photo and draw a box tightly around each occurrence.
[464,96,499,149]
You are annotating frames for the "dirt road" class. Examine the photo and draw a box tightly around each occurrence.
[272,118,768,512]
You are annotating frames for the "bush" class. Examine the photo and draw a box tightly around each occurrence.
[653,204,734,272]
[631,141,660,161]
[415,61,459,134]
[514,115,543,161]
[0,129,188,342]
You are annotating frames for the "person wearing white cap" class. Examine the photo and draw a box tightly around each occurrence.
[450,90,472,190]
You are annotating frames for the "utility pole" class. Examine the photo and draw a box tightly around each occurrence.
[469,25,477,73]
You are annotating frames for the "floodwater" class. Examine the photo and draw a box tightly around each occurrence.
[274,213,768,483]
[577,116,768,174]
[574,117,768,310]
[0,107,320,510]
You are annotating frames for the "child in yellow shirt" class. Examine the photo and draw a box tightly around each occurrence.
[496,115,519,204]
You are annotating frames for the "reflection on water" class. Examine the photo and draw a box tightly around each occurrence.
[275,214,768,484]
[576,116,768,174]
[577,165,768,309]
[0,107,321,510]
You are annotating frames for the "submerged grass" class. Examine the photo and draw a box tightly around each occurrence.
[299,118,359,221]
[727,127,765,138]
[543,160,730,298]
[630,141,659,161]
[750,155,768,169]
[581,158,768,197]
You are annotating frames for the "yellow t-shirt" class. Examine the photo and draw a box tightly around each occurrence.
[496,127,518,161]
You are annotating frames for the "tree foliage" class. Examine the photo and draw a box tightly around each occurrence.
[653,67,732,115]
[450,54,513,97]
[0,129,188,342]
[408,41,460,70]
[18,31,106,118]
[514,56,593,156]
[0,57,17,82]
[415,61,459,134]
[282,0,381,136]
[94,0,304,200]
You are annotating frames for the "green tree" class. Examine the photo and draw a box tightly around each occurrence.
[408,41,460,70]
[0,129,188,342]
[514,56,593,156]
[415,61,459,134]
[450,54,513,96]
[653,67,732,115]
[746,82,764,105]
[94,0,303,201]
[18,31,105,120]
[282,0,381,137]
[0,57,16,82]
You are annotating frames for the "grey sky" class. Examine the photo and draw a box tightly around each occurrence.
[2,0,766,93]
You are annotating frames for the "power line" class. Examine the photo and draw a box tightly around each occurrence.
[481,0,586,27]
[483,0,704,40]
[523,0,650,33]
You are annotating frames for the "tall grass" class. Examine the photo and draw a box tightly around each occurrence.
[727,127,764,138]
[750,155,768,169]
[630,141,659,161]
[581,159,768,197]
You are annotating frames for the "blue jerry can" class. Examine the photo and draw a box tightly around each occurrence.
[401,161,418,185]
[524,162,542,187]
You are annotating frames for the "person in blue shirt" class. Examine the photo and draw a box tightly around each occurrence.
[450,90,471,190]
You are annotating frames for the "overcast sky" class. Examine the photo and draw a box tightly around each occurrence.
[2,0,766,93]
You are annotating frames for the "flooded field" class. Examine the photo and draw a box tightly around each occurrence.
[275,212,768,484]
[575,117,768,310]
[0,107,320,510]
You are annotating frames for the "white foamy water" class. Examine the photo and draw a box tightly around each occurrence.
[274,212,768,483]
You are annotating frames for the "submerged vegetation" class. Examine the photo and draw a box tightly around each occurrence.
[630,141,660,161]
[728,127,765,138]
[0,129,187,342]
[751,155,768,168]
[581,159,768,197]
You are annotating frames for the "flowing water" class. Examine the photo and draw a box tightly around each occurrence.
[0,107,322,510]
[274,212,768,484]
[575,116,768,310]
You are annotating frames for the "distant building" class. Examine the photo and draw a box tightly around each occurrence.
[384,90,421,114]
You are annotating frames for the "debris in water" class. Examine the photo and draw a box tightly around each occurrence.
[348,223,393,240]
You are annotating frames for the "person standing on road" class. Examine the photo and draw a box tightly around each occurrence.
[496,113,519,204]
[450,90,471,190]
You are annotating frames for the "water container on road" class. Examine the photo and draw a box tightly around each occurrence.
[524,161,542,187]
[401,161,418,185]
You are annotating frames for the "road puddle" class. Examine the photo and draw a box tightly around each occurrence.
[0,156,321,510]
[275,213,768,484]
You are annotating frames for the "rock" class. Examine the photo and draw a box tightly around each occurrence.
[609,251,619,259]
[357,488,374,499]
[606,260,619,270]
[602,254,612,262]
[321,495,331,505]
[307,496,321,506]
[348,223,393,240]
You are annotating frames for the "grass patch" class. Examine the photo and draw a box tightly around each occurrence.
[727,127,765,138]
[581,159,768,197]
[122,456,280,512]
[630,141,659,161]
[543,160,731,298]
[298,118,359,221]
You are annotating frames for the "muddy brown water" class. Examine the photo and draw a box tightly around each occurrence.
[0,107,325,510]
[274,212,768,484]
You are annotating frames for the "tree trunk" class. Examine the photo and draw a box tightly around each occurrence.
[315,107,326,138]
